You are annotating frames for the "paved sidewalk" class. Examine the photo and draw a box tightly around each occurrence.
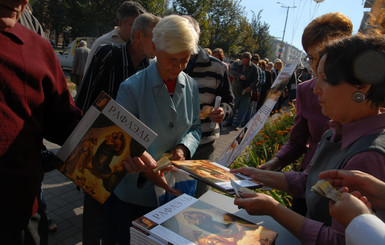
[43,125,242,244]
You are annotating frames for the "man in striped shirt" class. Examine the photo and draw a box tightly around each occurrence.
[183,16,234,197]
[75,13,161,244]
[76,13,160,113]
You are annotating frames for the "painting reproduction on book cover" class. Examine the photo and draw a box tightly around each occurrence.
[134,194,277,244]
[55,92,157,203]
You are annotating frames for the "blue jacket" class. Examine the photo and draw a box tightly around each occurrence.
[114,62,201,206]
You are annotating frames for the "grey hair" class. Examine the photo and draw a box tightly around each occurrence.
[152,15,199,54]
[79,40,87,47]
[181,15,201,36]
[130,13,161,40]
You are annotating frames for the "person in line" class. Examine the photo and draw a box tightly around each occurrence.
[99,15,202,244]
[76,13,161,244]
[224,52,260,130]
[319,169,385,244]
[76,13,159,112]
[231,34,385,244]
[255,60,273,111]
[182,15,234,197]
[83,1,146,72]
[0,0,83,243]
[245,53,264,122]
[71,40,90,91]
[259,12,353,215]
[212,47,229,70]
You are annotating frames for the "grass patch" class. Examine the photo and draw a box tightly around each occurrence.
[66,78,77,94]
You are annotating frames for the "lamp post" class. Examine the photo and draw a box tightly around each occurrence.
[277,2,296,58]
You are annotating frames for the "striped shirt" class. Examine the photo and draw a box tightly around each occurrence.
[76,41,149,112]
[185,46,234,144]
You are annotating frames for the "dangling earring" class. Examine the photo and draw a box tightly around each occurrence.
[352,92,366,103]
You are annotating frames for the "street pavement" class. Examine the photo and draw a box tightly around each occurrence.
[42,125,242,245]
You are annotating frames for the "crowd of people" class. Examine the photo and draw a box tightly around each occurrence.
[1,0,385,245]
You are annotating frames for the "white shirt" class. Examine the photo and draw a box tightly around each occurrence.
[84,27,125,74]
[346,214,385,245]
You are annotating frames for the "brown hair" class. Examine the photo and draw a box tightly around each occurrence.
[259,60,267,69]
[302,12,353,52]
[212,48,225,61]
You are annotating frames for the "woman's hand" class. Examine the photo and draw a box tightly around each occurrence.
[230,167,263,181]
[122,151,181,196]
[258,157,282,171]
[319,169,385,210]
[329,191,372,227]
[234,192,280,216]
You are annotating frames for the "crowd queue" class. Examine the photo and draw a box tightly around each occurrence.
[1,0,385,244]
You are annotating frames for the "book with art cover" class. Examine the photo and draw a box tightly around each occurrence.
[54,92,157,204]
[171,160,262,194]
[132,194,278,245]
[130,226,166,245]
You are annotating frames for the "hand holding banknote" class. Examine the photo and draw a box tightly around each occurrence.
[123,151,180,196]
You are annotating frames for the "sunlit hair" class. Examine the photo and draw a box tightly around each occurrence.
[259,60,267,69]
[182,15,201,37]
[212,48,225,61]
[152,15,199,54]
[203,48,212,55]
[130,13,160,40]
[302,12,353,52]
[116,1,146,23]
[321,34,385,107]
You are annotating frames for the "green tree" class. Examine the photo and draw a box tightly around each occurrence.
[250,10,273,59]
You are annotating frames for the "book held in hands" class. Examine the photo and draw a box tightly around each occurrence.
[54,92,157,204]
[132,194,278,245]
[171,159,262,194]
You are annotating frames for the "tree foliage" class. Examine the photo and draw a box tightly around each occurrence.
[30,0,273,59]
[171,0,272,59]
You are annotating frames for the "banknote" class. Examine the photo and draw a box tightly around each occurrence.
[311,180,341,202]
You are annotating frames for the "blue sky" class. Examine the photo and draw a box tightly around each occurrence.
[240,0,367,51]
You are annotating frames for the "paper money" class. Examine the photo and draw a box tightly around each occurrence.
[200,105,214,119]
[311,180,341,202]
[153,155,173,172]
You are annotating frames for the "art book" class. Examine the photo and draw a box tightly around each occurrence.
[54,92,157,204]
[132,194,278,245]
[217,62,299,167]
[171,160,262,194]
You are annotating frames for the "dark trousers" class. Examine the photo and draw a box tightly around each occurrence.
[1,198,48,245]
[82,193,103,245]
[99,193,154,245]
[192,141,216,198]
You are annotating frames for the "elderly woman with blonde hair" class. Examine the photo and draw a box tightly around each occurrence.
[99,15,202,244]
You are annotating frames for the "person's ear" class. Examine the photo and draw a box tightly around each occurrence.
[134,31,142,41]
[355,84,371,94]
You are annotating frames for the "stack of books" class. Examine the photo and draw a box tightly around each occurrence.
[131,194,278,245]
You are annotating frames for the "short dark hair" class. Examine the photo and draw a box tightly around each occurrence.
[321,34,385,107]
[116,1,146,22]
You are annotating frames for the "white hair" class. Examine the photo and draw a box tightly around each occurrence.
[79,40,87,47]
[152,15,199,54]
